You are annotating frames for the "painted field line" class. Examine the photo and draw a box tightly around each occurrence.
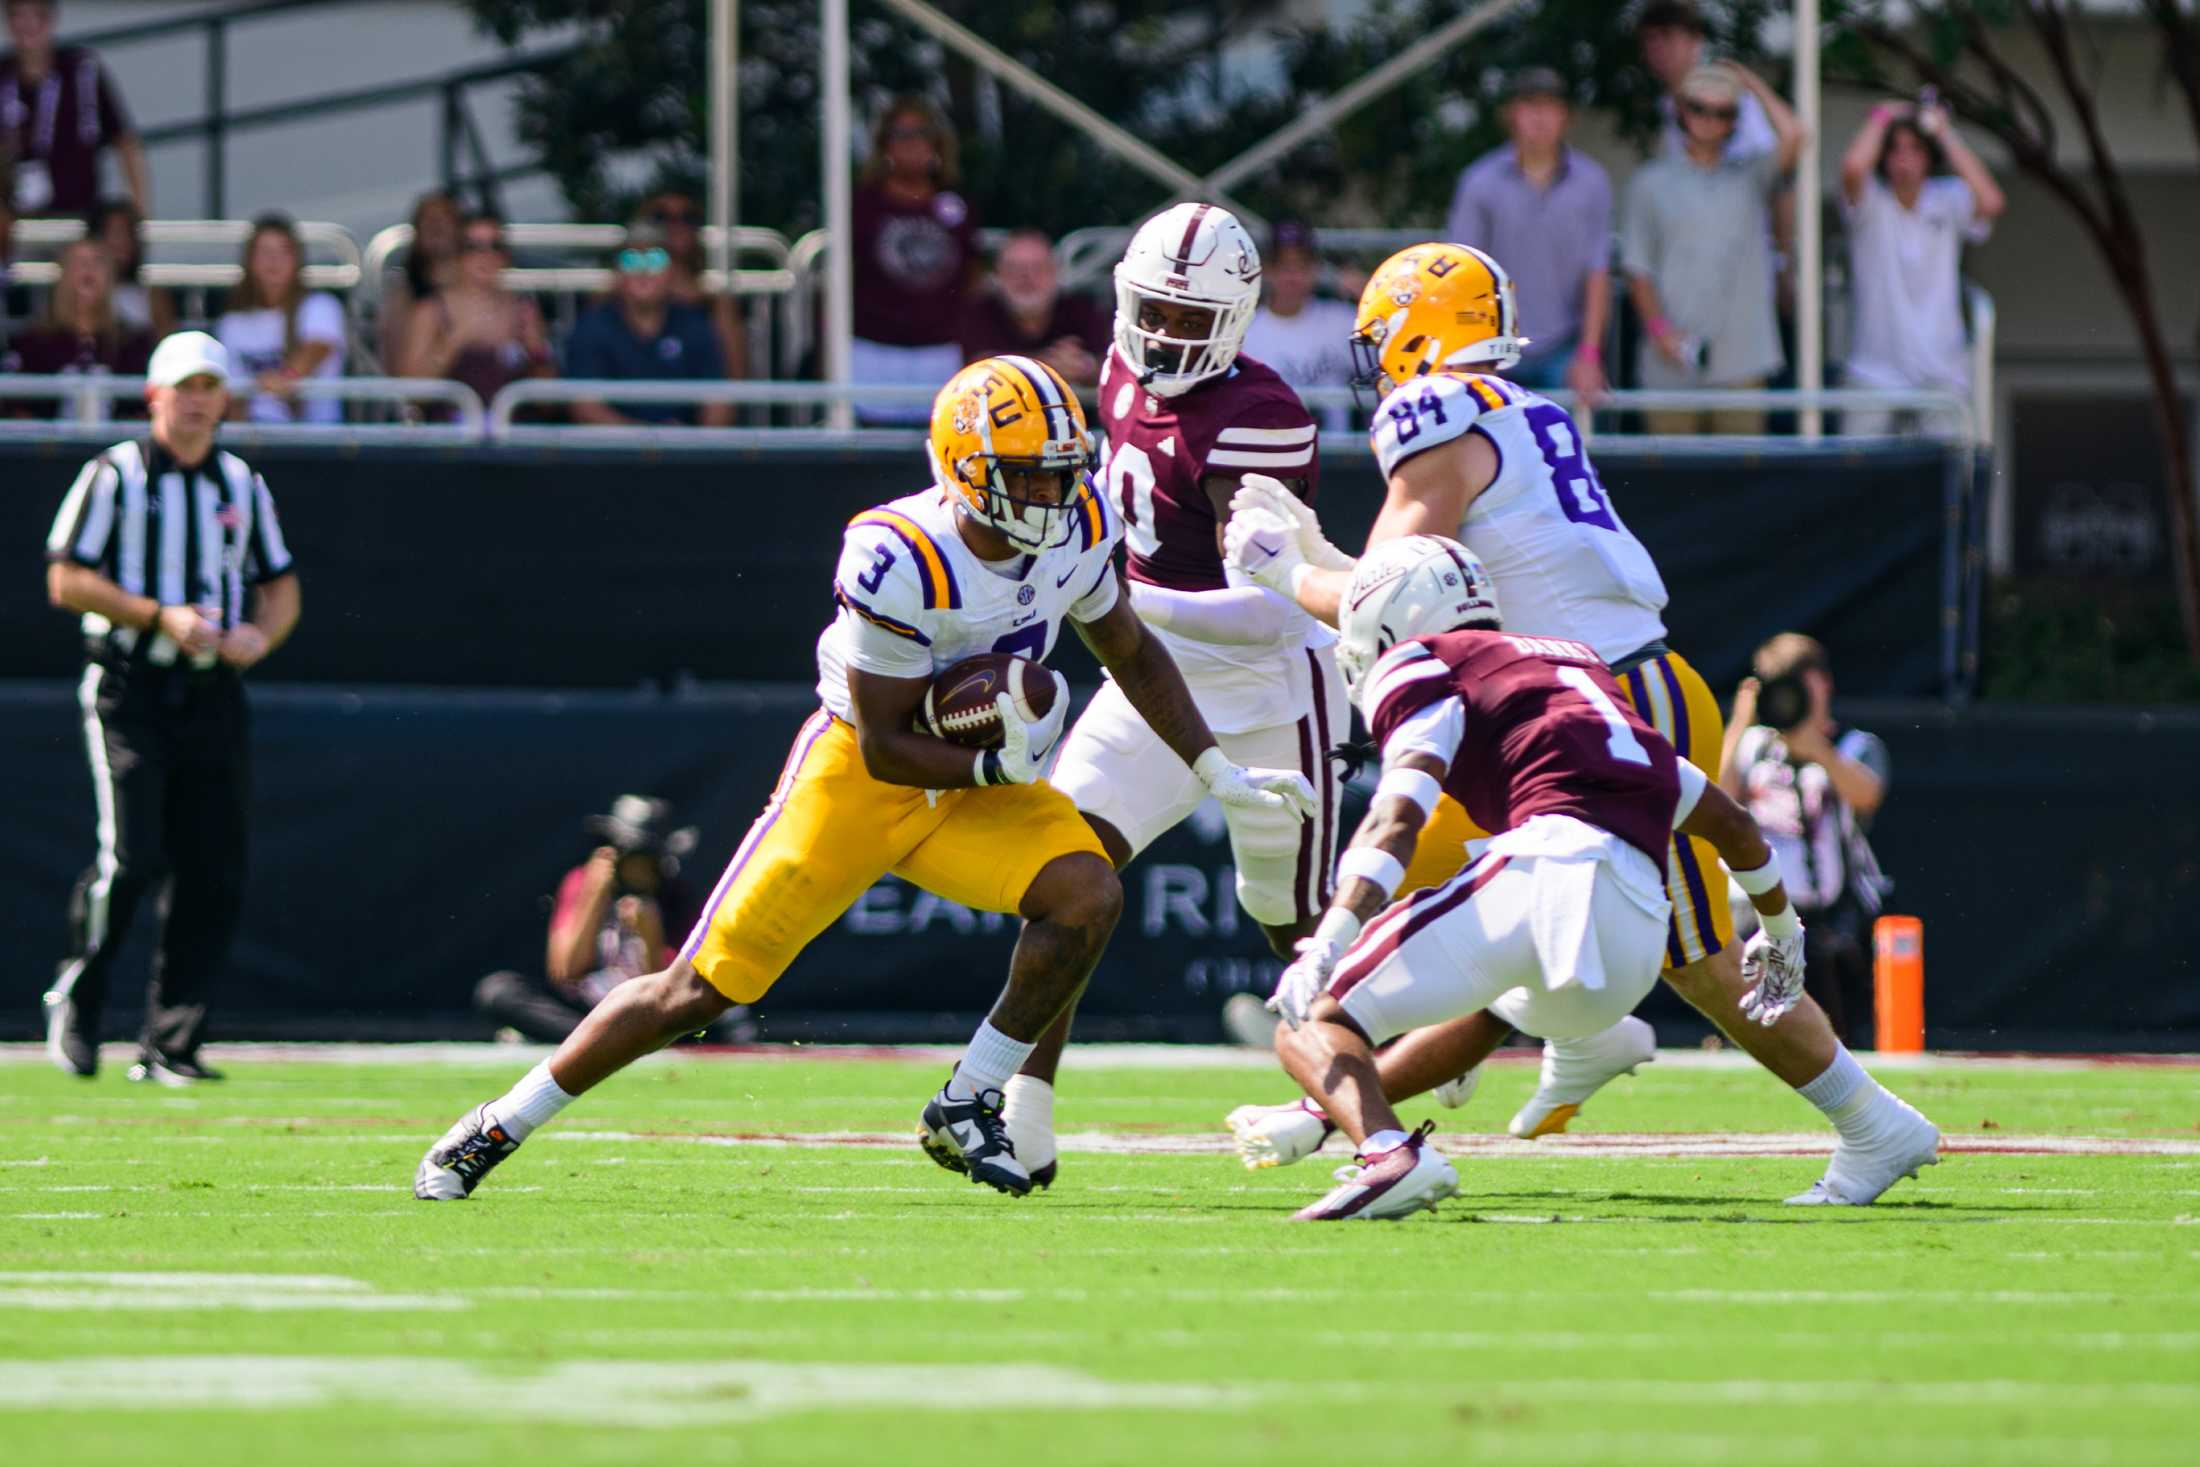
[546,1128,2200,1159]
[0,1357,1272,1425]
[0,1272,465,1313]
[2,1042,2193,1071]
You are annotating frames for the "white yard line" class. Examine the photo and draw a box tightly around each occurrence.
[1,1041,2192,1071]
[544,1127,2200,1159]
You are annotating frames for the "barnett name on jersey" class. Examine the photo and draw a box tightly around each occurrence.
[1098,345,1325,732]
[1370,372,1671,666]
[816,485,1120,722]
[1362,628,1683,865]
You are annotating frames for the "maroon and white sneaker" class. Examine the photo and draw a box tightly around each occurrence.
[1292,1122,1458,1221]
[1226,1098,1336,1170]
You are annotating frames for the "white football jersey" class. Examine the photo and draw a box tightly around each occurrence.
[1369,372,1668,664]
[815,485,1122,721]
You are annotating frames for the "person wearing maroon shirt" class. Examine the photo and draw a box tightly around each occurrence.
[2,0,149,218]
[2,234,150,416]
[849,96,979,423]
[1253,537,1856,1219]
[956,230,1109,386]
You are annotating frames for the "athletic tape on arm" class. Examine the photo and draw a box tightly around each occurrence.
[1375,766,1442,819]
[1336,847,1406,903]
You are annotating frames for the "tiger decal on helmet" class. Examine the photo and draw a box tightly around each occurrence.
[927,355,1096,552]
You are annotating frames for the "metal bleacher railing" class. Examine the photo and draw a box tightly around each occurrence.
[3,213,1996,452]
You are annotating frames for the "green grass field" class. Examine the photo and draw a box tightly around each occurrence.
[3,1045,2197,1465]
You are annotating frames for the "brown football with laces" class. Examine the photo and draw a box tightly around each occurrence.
[913,653,1057,749]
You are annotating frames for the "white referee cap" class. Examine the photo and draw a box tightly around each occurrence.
[147,331,233,388]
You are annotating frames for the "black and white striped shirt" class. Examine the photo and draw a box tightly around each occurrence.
[44,437,295,669]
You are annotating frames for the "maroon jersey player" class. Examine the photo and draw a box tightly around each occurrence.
[1261,536,1818,1221]
[1020,203,1353,1191]
[1054,202,1346,954]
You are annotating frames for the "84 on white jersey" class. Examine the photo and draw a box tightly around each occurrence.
[1371,373,1669,665]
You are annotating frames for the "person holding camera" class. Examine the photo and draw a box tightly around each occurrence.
[1720,634,1890,1046]
[474,796,740,1043]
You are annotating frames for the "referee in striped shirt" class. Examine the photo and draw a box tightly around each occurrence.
[41,331,302,1083]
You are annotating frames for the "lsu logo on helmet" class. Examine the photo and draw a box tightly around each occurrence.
[1350,243,1527,397]
[927,355,1095,553]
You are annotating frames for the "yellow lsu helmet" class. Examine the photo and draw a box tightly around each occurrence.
[927,354,1096,552]
[1349,243,1527,397]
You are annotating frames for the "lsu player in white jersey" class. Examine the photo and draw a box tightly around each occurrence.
[415,356,1313,1203]
[1224,244,1939,1206]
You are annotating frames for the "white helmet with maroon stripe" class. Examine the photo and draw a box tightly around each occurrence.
[1336,535,1504,715]
[1113,202,1262,398]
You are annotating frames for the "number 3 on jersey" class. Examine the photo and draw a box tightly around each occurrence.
[1111,441,1160,561]
[1524,403,1618,532]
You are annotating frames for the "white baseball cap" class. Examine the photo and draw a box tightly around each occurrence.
[147,331,232,388]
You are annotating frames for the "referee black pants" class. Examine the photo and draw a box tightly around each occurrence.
[53,660,250,1061]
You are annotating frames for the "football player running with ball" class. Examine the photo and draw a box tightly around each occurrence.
[415,356,1312,1202]
[1007,204,1349,1183]
[1266,538,1814,1220]
[1225,244,1938,1207]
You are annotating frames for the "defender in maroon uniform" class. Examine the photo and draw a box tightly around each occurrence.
[1260,538,1835,1221]
[1019,205,1352,1184]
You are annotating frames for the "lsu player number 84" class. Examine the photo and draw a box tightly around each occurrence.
[1225,242,1940,1208]
[416,355,1315,1204]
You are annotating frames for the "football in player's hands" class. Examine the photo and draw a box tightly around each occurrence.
[914,653,1058,749]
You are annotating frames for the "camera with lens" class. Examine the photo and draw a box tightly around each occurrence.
[1755,670,1812,733]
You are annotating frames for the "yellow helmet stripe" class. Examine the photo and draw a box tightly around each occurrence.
[850,509,960,609]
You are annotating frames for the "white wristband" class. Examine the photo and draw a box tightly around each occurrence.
[1758,901,1802,938]
[1731,855,1784,895]
[1286,562,1317,601]
[1336,847,1405,902]
[1375,767,1441,819]
[1312,905,1362,953]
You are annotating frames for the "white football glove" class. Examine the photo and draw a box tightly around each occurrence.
[1231,474,1357,573]
[1266,929,1350,1031]
[1222,506,1304,596]
[1025,667,1071,764]
[1193,747,1316,819]
[987,692,1046,785]
[1739,925,1809,1026]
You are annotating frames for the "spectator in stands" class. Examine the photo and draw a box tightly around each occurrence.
[217,212,348,424]
[563,221,731,427]
[2,235,150,414]
[852,95,979,422]
[383,189,462,374]
[1444,68,1611,403]
[1839,99,2003,436]
[956,229,1107,385]
[1621,62,1802,435]
[635,190,748,381]
[1720,634,1891,1048]
[1240,219,1356,429]
[399,209,552,412]
[2,0,149,217]
[473,796,752,1044]
[1638,2,1775,162]
[87,196,171,337]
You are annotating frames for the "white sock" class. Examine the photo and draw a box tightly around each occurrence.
[950,1021,1035,1099]
[484,1061,574,1142]
[1002,1075,1056,1169]
[1795,1046,1882,1141]
[1363,1128,1411,1155]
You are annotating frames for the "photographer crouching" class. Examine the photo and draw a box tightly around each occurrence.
[1719,634,1892,1048]
[475,796,747,1044]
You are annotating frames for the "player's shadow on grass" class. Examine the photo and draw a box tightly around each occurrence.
[1448,1188,1983,1217]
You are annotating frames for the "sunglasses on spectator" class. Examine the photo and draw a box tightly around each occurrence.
[646,206,699,226]
[887,125,935,142]
[618,247,671,274]
[460,236,506,254]
[1682,99,1740,121]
